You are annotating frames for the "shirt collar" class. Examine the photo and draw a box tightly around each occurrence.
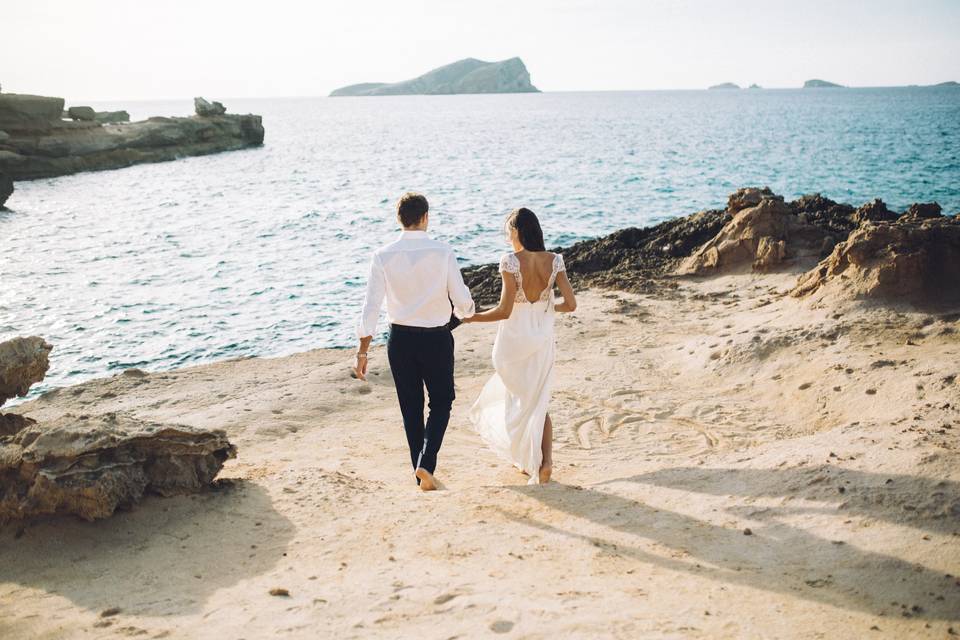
[399,230,428,239]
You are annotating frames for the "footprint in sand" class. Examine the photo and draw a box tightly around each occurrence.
[490,620,515,633]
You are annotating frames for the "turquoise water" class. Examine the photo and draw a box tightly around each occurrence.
[2,88,959,399]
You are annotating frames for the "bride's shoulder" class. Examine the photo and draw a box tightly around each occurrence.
[499,252,520,273]
[550,252,566,271]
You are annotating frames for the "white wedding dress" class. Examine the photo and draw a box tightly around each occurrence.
[470,252,565,484]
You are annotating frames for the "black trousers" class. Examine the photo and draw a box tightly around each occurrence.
[387,325,455,478]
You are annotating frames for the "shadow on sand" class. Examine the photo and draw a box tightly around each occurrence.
[0,479,294,620]
[502,469,960,621]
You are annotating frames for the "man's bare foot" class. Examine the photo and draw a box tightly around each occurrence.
[538,463,552,484]
[415,467,437,491]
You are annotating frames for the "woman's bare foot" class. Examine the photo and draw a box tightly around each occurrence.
[538,462,552,484]
[415,467,437,491]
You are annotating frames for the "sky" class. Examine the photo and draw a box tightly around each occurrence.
[2,0,959,101]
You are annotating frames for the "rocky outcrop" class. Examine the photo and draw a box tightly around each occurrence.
[0,94,65,131]
[676,191,837,275]
[791,215,960,305]
[331,57,540,96]
[462,190,957,307]
[67,106,95,121]
[93,110,130,124]
[0,337,236,523]
[0,171,12,209]
[902,202,942,221]
[0,337,52,407]
[852,198,898,224]
[0,93,264,180]
[194,97,226,117]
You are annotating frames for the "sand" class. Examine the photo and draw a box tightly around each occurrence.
[2,272,958,639]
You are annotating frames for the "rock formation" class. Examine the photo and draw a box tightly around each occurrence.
[330,57,540,96]
[792,214,960,305]
[902,202,942,221]
[93,110,130,124]
[194,97,226,117]
[463,189,958,309]
[0,336,236,523]
[851,198,899,224]
[66,106,95,121]
[676,189,837,275]
[0,94,64,131]
[0,337,52,406]
[0,171,11,209]
[0,93,264,181]
[804,79,844,88]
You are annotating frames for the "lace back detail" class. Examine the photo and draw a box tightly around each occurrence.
[500,253,565,304]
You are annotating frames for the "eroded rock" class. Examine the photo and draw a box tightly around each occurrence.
[0,413,236,523]
[792,216,960,305]
[852,198,898,224]
[94,110,130,124]
[0,94,64,132]
[194,97,227,117]
[67,106,96,121]
[0,337,53,406]
[902,202,942,222]
[677,195,836,275]
[0,336,236,523]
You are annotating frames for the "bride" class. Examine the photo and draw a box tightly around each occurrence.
[463,208,577,484]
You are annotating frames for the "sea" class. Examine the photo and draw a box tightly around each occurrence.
[2,88,959,401]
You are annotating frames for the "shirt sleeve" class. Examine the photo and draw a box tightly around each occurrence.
[499,253,519,274]
[447,249,476,320]
[357,252,386,338]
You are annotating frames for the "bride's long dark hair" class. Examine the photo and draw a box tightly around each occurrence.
[505,207,546,252]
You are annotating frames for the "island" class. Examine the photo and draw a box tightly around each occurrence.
[748,83,762,89]
[330,57,539,96]
[708,82,740,90]
[803,79,844,88]
[930,81,959,87]
[0,94,264,182]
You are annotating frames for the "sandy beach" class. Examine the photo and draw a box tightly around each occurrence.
[3,269,958,639]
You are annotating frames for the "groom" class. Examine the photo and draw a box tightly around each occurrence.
[354,192,475,491]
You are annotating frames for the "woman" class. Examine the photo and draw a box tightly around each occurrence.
[464,208,577,484]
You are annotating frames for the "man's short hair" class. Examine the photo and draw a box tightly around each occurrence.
[397,192,429,228]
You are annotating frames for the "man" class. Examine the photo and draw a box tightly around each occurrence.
[355,193,475,491]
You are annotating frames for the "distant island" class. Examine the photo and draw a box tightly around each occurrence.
[330,57,539,96]
[748,84,762,89]
[708,82,740,90]
[804,79,844,88]
[931,81,959,87]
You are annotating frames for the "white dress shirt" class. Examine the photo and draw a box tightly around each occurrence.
[357,230,475,338]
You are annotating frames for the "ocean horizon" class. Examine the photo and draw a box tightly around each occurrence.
[3,87,959,400]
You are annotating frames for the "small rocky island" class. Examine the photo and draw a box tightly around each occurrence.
[0,94,264,182]
[330,57,539,96]
[708,82,740,90]
[803,79,844,88]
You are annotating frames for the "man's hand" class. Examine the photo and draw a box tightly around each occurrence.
[353,352,368,381]
[354,336,373,381]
